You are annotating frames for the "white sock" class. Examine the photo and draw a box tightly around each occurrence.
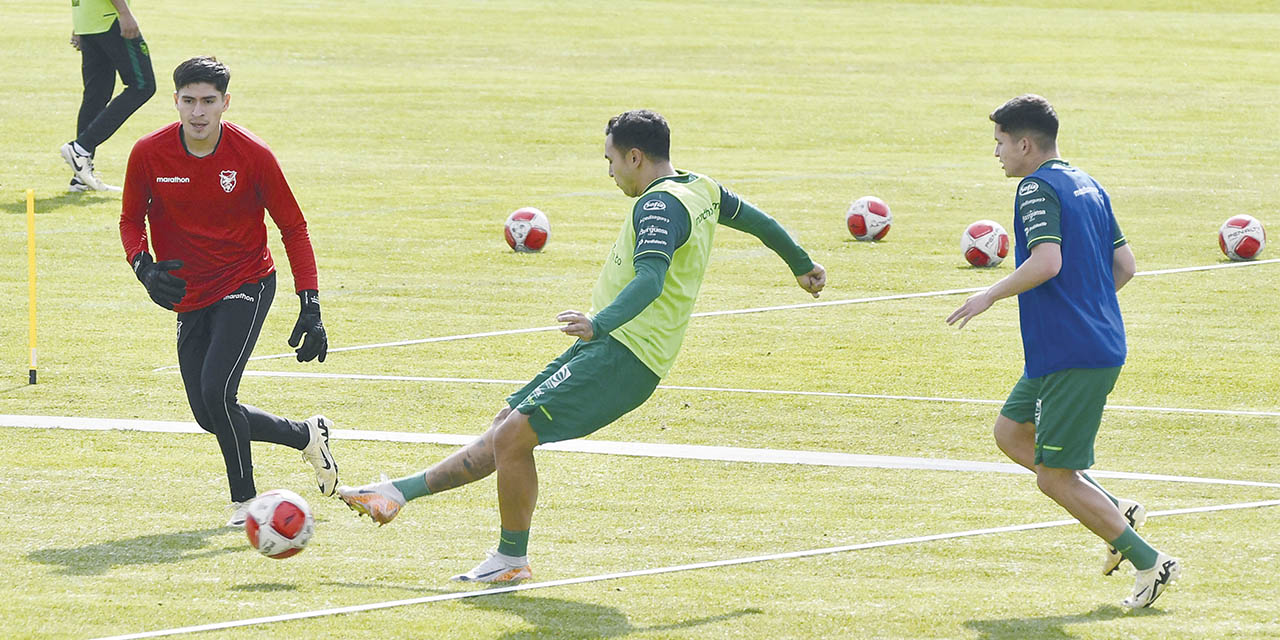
[72,141,90,156]
[495,550,527,565]
[377,480,406,505]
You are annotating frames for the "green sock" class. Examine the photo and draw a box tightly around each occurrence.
[1082,473,1119,507]
[391,472,431,502]
[1109,526,1158,570]
[497,528,530,558]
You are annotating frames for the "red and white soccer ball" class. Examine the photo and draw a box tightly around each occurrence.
[961,220,1010,267]
[1218,215,1266,261]
[846,196,892,241]
[504,207,550,252]
[245,489,314,559]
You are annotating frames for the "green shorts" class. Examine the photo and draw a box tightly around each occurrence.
[507,336,660,444]
[1000,366,1122,470]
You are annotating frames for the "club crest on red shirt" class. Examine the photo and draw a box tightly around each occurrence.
[220,170,237,193]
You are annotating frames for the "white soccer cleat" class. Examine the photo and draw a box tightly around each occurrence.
[86,160,122,192]
[70,174,122,192]
[337,478,405,526]
[226,500,251,527]
[451,549,532,584]
[60,142,105,191]
[301,415,338,496]
[1104,498,1148,575]
[1122,553,1180,609]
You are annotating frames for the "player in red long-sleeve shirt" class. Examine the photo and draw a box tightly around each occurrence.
[120,57,338,526]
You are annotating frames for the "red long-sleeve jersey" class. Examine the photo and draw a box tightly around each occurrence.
[119,121,318,312]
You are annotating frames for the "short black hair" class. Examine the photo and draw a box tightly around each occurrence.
[990,94,1058,147]
[173,56,230,93]
[605,110,670,161]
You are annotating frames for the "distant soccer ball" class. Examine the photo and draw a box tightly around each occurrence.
[961,220,1010,267]
[1218,215,1266,261]
[846,196,892,241]
[504,207,550,252]
[245,489,314,559]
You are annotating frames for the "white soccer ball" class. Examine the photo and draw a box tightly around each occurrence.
[504,207,550,252]
[245,489,314,559]
[961,220,1010,267]
[1218,214,1266,261]
[845,195,892,241]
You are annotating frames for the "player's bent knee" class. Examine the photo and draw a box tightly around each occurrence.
[131,82,157,101]
[198,387,239,421]
[493,411,538,459]
[491,406,513,426]
[1034,466,1073,496]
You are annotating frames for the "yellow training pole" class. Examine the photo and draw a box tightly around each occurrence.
[26,189,37,384]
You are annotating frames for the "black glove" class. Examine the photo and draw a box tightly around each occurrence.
[131,252,186,310]
[288,289,327,362]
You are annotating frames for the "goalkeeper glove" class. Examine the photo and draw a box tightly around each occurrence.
[288,289,327,362]
[131,252,186,310]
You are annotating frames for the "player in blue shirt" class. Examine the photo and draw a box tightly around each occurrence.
[947,94,1180,609]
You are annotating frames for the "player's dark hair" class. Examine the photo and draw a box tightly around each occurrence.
[606,110,670,161]
[990,94,1058,148]
[173,57,231,94]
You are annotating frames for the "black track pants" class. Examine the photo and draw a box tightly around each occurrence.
[75,19,156,153]
[176,273,309,503]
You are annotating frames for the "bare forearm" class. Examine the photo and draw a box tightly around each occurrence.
[949,242,1060,329]
[1113,244,1137,291]
[985,253,1058,302]
[109,0,134,18]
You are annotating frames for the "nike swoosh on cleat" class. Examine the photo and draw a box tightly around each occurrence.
[1124,505,1140,524]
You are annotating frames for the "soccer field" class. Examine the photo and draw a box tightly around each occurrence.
[2,1,1278,638]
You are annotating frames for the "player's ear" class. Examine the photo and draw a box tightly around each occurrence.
[172,92,179,109]
[223,92,231,111]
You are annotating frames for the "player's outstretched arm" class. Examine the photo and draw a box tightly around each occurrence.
[947,241,1061,329]
[718,197,817,286]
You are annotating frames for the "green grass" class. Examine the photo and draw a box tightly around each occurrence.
[1,1,1278,638]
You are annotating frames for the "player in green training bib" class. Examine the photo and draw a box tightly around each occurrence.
[339,109,826,584]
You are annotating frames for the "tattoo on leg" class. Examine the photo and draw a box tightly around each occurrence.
[425,435,496,493]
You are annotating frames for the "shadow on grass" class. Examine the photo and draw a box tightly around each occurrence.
[1,191,116,215]
[469,593,762,639]
[0,383,36,396]
[28,527,239,576]
[318,581,761,637]
[965,603,1166,639]
[230,583,298,592]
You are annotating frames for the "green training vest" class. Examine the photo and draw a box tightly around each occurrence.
[72,0,120,35]
[590,172,720,377]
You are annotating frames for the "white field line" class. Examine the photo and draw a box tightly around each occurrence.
[89,498,1280,640]
[4,414,1278,489]
[153,258,1280,369]
[230,369,1280,419]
